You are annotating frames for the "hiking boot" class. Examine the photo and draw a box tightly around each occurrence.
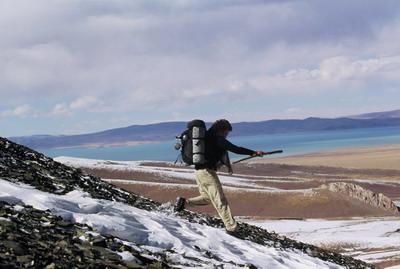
[174,197,186,212]
[226,227,240,238]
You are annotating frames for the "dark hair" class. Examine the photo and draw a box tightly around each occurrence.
[211,119,232,132]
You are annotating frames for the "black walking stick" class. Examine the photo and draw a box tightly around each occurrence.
[232,150,283,164]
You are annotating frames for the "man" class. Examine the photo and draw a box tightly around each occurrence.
[175,119,263,235]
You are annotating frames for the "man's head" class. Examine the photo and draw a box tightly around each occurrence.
[211,119,232,138]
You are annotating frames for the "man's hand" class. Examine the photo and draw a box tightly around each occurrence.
[253,151,264,157]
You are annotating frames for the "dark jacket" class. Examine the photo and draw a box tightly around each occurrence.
[195,127,255,171]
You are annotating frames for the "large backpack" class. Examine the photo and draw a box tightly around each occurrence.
[175,119,207,165]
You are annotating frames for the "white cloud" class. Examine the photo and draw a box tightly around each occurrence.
[51,103,70,116]
[50,96,105,116]
[1,0,400,135]
[85,15,156,32]
[285,107,302,114]
[69,96,101,110]
[236,54,400,97]
[1,104,34,118]
[318,56,400,80]
[1,1,399,103]
[1,42,78,99]
[13,104,32,117]
[281,55,400,82]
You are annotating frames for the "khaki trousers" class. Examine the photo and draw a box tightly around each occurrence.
[187,168,237,232]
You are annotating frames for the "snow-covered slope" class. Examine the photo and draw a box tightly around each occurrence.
[252,219,400,265]
[0,178,344,268]
[0,137,374,268]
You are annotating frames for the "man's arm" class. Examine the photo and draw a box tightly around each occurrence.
[216,136,255,155]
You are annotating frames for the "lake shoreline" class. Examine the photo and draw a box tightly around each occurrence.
[255,143,400,170]
[42,126,400,162]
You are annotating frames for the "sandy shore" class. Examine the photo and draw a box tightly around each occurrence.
[254,144,400,170]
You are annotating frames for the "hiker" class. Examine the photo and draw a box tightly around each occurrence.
[175,119,263,234]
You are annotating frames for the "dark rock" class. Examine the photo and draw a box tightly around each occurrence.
[92,237,107,247]
[0,201,165,268]
[2,241,26,255]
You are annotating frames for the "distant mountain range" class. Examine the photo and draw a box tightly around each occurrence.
[349,109,400,119]
[9,109,400,149]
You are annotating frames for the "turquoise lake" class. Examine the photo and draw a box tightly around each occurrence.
[40,126,400,162]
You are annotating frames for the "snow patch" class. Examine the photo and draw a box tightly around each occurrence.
[250,218,400,264]
[0,217,10,222]
[117,251,142,263]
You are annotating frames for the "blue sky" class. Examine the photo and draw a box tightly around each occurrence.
[1,0,400,137]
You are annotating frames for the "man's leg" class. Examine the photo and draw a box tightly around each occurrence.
[195,169,237,232]
[187,175,211,206]
[186,195,210,206]
[175,173,211,211]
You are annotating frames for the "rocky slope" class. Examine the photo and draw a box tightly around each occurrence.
[0,201,168,269]
[321,182,400,214]
[0,137,375,268]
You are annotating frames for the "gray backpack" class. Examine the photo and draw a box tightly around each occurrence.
[175,120,206,165]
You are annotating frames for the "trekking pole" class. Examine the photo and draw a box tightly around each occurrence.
[232,150,283,164]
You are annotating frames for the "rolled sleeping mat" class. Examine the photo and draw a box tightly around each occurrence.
[192,126,205,164]
[187,119,206,165]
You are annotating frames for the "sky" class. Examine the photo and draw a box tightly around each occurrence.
[1,0,400,137]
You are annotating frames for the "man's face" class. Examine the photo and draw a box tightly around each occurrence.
[222,129,230,138]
